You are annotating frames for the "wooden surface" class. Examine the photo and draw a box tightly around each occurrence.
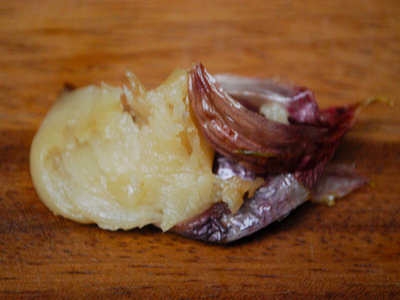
[1,0,399,298]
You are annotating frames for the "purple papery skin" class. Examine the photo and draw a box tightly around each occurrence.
[212,154,256,181]
[172,156,309,243]
[171,65,370,244]
[189,64,361,189]
[171,64,367,244]
[214,72,362,188]
[172,157,367,244]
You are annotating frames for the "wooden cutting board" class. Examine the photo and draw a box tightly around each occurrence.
[1,0,399,298]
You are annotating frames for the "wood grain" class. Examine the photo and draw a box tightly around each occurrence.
[1,0,399,298]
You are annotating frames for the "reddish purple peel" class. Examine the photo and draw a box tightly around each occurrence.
[188,63,364,188]
[172,157,367,244]
[172,63,375,244]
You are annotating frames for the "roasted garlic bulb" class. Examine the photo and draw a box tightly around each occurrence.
[30,63,381,243]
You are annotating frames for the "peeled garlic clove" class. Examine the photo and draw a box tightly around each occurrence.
[259,102,290,124]
[30,69,263,231]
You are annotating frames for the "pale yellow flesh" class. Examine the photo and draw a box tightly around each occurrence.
[30,69,263,231]
[259,102,289,124]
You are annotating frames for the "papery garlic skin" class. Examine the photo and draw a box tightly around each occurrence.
[30,69,262,231]
[189,63,366,187]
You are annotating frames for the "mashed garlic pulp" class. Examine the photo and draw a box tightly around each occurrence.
[30,69,262,231]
